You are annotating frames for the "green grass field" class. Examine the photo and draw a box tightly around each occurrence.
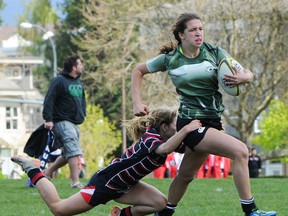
[0,177,287,216]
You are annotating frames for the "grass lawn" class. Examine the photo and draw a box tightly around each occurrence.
[0,177,287,215]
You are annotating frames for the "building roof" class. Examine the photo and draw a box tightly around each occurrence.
[0,73,20,90]
[0,26,18,42]
[0,56,44,64]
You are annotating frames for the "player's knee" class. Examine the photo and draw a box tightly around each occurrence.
[50,205,67,216]
[234,144,249,162]
[177,170,195,184]
[154,195,167,212]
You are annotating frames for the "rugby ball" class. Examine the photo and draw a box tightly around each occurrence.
[218,57,243,96]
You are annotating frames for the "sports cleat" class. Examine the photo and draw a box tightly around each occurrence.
[154,208,175,216]
[249,209,277,216]
[71,182,84,189]
[109,206,121,216]
[11,155,40,173]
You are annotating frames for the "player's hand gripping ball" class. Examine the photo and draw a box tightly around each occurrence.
[218,57,244,96]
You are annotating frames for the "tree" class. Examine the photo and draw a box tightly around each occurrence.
[79,103,121,177]
[19,0,59,92]
[31,0,287,153]
[54,0,88,65]
[69,0,181,151]
[0,0,5,25]
[253,96,288,151]
[70,0,288,150]
[196,0,288,146]
[55,0,134,122]
[20,0,58,25]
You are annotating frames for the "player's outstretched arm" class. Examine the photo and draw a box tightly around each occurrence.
[155,120,202,155]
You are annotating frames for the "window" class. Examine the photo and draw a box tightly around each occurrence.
[6,107,18,129]
[4,66,22,79]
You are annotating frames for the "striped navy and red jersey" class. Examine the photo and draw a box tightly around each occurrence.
[97,127,167,191]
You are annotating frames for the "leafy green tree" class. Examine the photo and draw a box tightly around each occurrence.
[51,0,179,153]
[20,0,58,24]
[54,0,126,122]
[64,0,182,151]
[19,0,59,92]
[79,103,121,177]
[0,0,5,25]
[253,96,288,151]
[54,0,88,65]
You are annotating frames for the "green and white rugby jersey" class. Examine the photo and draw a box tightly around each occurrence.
[146,42,229,119]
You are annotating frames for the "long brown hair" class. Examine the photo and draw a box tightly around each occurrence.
[159,13,202,54]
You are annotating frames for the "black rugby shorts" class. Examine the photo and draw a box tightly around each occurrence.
[176,117,223,151]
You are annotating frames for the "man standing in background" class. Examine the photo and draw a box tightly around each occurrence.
[43,55,86,188]
[248,148,262,178]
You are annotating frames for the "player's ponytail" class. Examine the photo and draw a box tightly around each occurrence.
[123,107,177,142]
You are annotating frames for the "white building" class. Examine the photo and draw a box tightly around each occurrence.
[0,26,44,178]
